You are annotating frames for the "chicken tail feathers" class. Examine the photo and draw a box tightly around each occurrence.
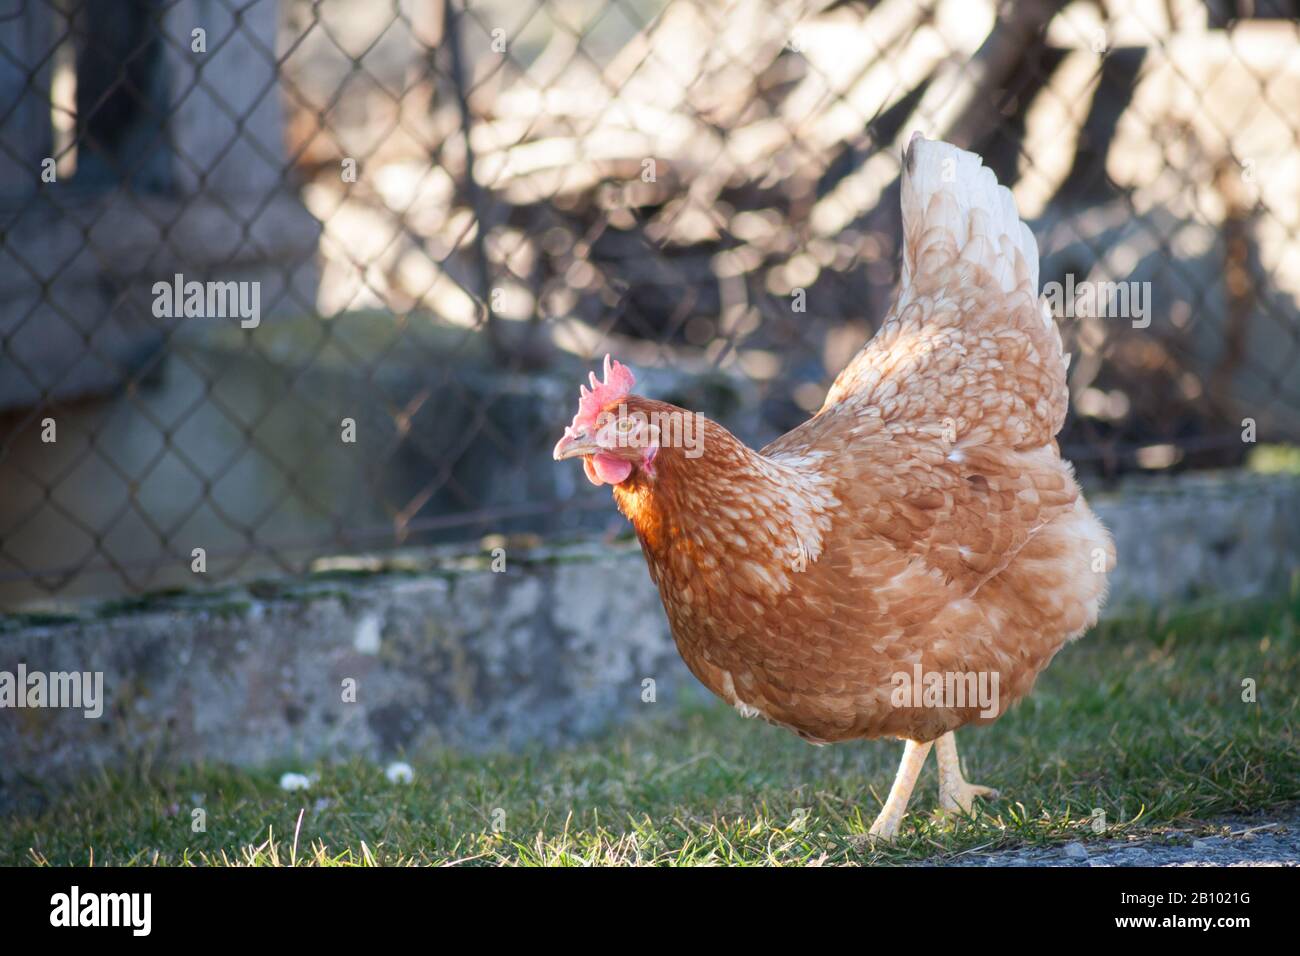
[818,134,1068,450]
[901,132,1039,298]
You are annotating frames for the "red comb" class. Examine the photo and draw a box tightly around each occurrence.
[565,354,635,436]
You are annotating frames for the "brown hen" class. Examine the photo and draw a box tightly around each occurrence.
[554,134,1115,840]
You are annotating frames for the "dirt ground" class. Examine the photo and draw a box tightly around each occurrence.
[934,814,1300,867]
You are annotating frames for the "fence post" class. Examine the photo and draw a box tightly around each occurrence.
[440,0,505,364]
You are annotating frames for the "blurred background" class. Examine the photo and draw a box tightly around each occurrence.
[0,0,1297,607]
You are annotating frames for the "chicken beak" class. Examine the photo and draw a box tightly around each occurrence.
[553,430,601,461]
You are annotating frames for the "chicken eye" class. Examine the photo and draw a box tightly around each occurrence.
[616,418,636,433]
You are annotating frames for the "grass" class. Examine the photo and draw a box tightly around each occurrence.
[4,594,1299,866]
[1248,443,1300,475]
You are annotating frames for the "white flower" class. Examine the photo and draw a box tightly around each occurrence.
[279,772,312,792]
[385,761,414,784]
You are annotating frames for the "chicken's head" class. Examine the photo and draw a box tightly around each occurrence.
[552,355,659,486]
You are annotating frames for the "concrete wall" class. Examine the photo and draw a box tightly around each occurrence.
[1,470,1298,806]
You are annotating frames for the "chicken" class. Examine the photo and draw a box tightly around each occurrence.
[553,134,1115,840]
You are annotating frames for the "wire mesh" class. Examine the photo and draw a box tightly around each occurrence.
[0,0,1297,605]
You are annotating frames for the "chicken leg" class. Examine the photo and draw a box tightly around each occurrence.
[935,731,999,815]
[867,738,932,841]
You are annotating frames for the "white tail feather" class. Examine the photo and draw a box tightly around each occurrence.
[901,133,1040,298]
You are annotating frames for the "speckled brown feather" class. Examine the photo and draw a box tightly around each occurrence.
[610,138,1114,744]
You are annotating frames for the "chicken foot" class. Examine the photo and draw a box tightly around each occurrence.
[867,738,932,841]
[935,731,999,816]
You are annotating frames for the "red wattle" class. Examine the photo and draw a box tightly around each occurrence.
[585,453,632,486]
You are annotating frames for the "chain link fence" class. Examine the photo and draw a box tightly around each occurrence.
[0,0,1297,606]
